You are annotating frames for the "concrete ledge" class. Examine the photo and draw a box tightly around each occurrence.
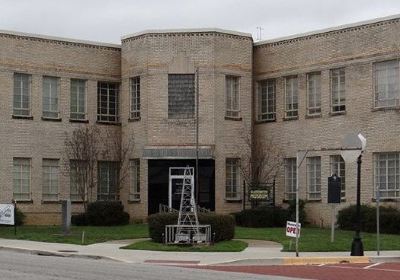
[283,256,370,265]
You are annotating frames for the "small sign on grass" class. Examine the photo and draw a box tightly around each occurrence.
[286,221,301,238]
[0,204,15,225]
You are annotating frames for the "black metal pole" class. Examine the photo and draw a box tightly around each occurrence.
[351,154,364,256]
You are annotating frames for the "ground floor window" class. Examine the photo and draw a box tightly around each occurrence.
[129,159,140,201]
[225,158,240,200]
[307,156,321,200]
[42,159,59,201]
[13,158,31,201]
[375,152,400,199]
[97,161,119,200]
[330,155,345,199]
[284,158,296,200]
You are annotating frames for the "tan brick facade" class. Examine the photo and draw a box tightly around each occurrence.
[1,16,400,225]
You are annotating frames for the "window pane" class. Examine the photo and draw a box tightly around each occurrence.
[225,76,240,118]
[258,79,276,121]
[13,73,31,116]
[97,82,119,123]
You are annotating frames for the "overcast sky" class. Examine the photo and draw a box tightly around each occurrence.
[1,0,400,43]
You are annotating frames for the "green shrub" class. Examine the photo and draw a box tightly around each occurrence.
[147,212,235,243]
[71,213,88,226]
[15,207,25,226]
[86,201,130,226]
[233,206,289,227]
[337,204,400,234]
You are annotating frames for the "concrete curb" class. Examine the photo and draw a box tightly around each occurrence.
[282,256,370,265]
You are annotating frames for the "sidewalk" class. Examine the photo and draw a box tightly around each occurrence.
[1,238,399,266]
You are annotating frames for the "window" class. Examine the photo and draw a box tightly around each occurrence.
[97,82,119,123]
[42,159,59,201]
[168,74,195,119]
[225,158,240,199]
[307,157,321,200]
[284,158,297,200]
[97,161,119,200]
[374,60,400,108]
[330,155,346,198]
[375,153,400,199]
[307,72,321,115]
[43,76,60,118]
[331,68,346,112]
[225,76,240,118]
[285,76,298,118]
[130,77,141,119]
[129,159,140,201]
[70,160,87,201]
[258,79,276,121]
[70,79,86,120]
[13,73,31,116]
[13,158,31,201]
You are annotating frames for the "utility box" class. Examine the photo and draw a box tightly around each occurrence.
[328,175,341,204]
[61,199,71,235]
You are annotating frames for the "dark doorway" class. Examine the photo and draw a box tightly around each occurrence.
[148,159,215,215]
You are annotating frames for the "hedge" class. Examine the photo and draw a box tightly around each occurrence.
[147,212,235,243]
[72,201,130,226]
[337,204,400,234]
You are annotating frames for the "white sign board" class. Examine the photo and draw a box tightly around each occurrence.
[286,221,301,238]
[0,204,15,225]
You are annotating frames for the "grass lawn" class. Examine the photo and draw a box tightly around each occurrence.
[122,240,247,252]
[0,224,148,245]
[235,226,400,252]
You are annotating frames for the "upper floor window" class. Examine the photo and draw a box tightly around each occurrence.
[307,156,321,200]
[374,60,400,108]
[43,76,60,119]
[225,158,240,200]
[285,76,298,118]
[375,152,400,199]
[130,77,141,119]
[168,74,195,119]
[225,76,240,118]
[331,68,346,112]
[257,79,276,121]
[42,159,59,201]
[307,72,321,115]
[13,73,31,117]
[284,158,297,200]
[70,79,86,120]
[13,158,31,201]
[129,159,140,201]
[97,161,119,201]
[97,82,119,123]
[330,155,346,198]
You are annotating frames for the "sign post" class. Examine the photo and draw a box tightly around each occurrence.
[328,175,341,242]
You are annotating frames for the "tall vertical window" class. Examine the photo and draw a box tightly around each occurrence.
[43,76,59,118]
[130,77,141,119]
[168,74,195,119]
[258,79,276,121]
[225,158,240,199]
[330,155,346,198]
[307,157,321,200]
[284,158,297,200]
[331,68,346,112]
[375,153,400,199]
[307,72,321,115]
[374,60,400,108]
[285,76,298,118]
[97,82,119,123]
[225,76,240,118]
[42,159,59,201]
[129,159,140,201]
[97,161,119,200]
[13,158,31,201]
[13,73,31,116]
[70,79,86,120]
[70,160,87,201]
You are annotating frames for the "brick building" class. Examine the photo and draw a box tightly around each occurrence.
[1,14,400,225]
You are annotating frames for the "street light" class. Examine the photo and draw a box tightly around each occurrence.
[341,133,367,256]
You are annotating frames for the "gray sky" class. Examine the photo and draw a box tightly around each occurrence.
[1,0,400,43]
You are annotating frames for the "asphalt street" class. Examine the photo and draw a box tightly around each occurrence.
[0,251,303,280]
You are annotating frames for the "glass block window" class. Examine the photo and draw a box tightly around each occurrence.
[331,68,346,112]
[43,76,59,118]
[70,79,86,120]
[168,74,195,119]
[307,72,321,115]
[258,79,276,121]
[13,73,31,116]
[97,82,119,123]
[285,158,297,200]
[130,77,141,119]
[225,76,240,118]
[13,158,31,201]
[307,157,321,200]
[285,76,298,118]
[42,159,59,201]
[70,160,87,201]
[330,155,346,198]
[129,159,140,201]
[374,60,400,108]
[375,153,400,199]
[225,158,240,199]
[97,161,119,201]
